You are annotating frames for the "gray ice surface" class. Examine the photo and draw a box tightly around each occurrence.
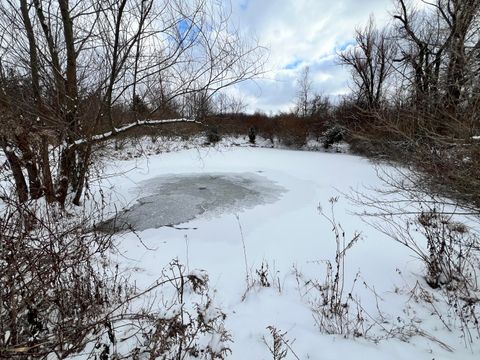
[99,172,286,232]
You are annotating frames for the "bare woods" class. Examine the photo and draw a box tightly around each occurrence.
[338,0,480,208]
[0,0,265,207]
[0,1,264,359]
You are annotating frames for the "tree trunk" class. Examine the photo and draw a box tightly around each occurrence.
[72,144,92,206]
[16,134,42,199]
[58,0,79,136]
[2,144,28,203]
[57,146,75,206]
[41,136,55,203]
[19,0,41,108]
[33,0,66,114]
[57,0,80,205]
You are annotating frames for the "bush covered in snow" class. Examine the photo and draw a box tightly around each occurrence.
[322,124,345,149]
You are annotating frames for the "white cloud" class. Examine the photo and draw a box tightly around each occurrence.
[227,0,395,113]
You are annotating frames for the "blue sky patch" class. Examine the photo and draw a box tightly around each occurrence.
[240,0,250,11]
[336,39,356,52]
[177,19,191,38]
[284,59,302,70]
[177,18,200,45]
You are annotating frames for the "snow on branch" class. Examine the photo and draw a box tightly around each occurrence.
[72,118,202,147]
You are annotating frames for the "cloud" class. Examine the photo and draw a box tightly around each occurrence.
[227,0,394,113]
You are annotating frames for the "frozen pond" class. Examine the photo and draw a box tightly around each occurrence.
[99,172,286,232]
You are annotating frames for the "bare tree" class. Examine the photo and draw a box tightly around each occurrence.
[338,1,480,208]
[436,0,480,111]
[391,0,444,106]
[391,0,480,113]
[339,16,395,110]
[0,0,266,206]
[214,92,247,115]
[295,66,313,117]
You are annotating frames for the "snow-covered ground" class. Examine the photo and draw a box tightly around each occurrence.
[91,138,480,360]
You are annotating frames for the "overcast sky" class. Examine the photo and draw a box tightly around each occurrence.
[227,0,395,114]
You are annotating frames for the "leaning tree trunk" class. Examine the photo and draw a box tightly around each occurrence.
[1,142,28,203]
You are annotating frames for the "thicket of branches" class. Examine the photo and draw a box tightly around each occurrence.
[0,191,231,358]
[0,1,265,358]
[0,0,265,207]
[338,0,480,208]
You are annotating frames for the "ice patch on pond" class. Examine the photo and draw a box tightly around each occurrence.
[99,172,286,232]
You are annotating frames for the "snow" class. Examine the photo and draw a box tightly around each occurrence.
[71,118,200,147]
[95,143,479,359]
[1,136,476,358]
